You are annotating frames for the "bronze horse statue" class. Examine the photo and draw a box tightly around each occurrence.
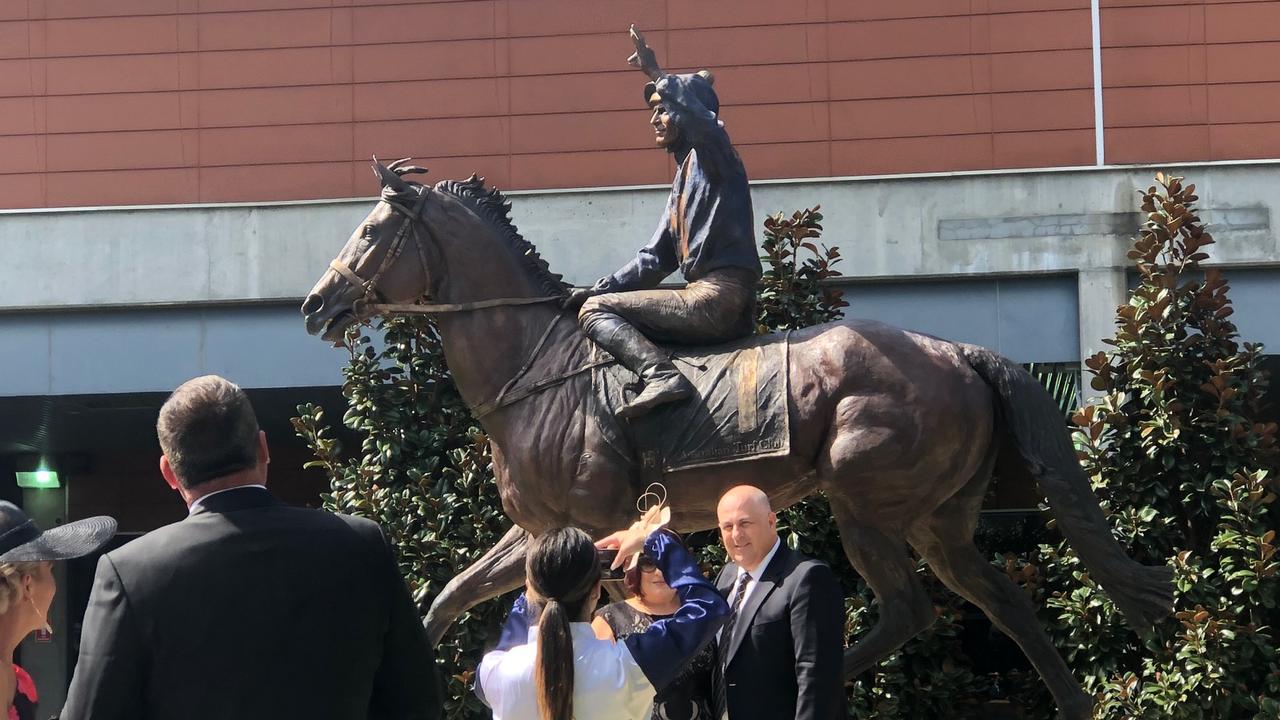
[302,161,1172,719]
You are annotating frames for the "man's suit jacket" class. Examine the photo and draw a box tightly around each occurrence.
[61,487,440,720]
[715,543,845,720]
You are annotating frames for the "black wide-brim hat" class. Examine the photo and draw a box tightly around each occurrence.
[0,501,116,564]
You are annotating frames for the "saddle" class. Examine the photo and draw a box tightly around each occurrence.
[592,332,791,477]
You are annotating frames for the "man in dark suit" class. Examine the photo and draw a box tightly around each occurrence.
[62,375,440,720]
[713,485,845,720]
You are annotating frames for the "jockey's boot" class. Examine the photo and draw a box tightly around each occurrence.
[620,362,694,419]
[579,314,693,418]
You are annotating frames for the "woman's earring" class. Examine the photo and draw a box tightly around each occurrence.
[27,596,52,635]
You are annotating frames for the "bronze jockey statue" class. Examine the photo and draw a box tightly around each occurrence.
[564,26,762,419]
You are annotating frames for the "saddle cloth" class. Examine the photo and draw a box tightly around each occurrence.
[593,332,791,474]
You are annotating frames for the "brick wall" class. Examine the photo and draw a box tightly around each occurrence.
[1102,0,1280,163]
[0,0,1277,208]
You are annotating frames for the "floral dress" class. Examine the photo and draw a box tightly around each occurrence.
[595,601,716,720]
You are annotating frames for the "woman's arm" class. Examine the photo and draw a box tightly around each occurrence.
[492,593,535,652]
[617,531,729,693]
[591,614,616,641]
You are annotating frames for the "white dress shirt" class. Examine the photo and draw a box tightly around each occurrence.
[187,484,267,514]
[727,537,782,611]
[478,622,654,720]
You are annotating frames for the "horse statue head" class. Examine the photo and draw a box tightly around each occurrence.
[302,159,436,342]
[301,158,569,343]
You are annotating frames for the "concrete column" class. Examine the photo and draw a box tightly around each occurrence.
[19,485,69,718]
[1076,268,1129,399]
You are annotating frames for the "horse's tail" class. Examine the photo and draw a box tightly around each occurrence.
[957,343,1173,630]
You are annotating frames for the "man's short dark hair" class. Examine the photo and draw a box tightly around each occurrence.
[157,375,260,488]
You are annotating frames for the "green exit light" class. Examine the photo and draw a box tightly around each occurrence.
[15,471,60,489]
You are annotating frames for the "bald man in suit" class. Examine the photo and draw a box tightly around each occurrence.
[711,486,845,720]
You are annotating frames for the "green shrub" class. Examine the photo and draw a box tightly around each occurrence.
[1008,174,1280,719]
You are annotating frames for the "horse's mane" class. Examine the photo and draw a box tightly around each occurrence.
[433,175,571,297]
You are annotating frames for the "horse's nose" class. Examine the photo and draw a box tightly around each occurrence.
[301,294,325,316]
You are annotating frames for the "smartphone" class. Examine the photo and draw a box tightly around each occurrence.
[597,548,625,580]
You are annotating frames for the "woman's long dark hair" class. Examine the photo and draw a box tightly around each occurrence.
[526,527,601,720]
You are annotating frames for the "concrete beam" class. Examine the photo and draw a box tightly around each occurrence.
[2,161,1277,312]
[0,305,348,397]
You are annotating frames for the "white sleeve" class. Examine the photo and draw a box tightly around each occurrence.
[620,642,659,719]
[475,649,508,710]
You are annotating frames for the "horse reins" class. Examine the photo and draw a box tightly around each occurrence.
[326,182,607,417]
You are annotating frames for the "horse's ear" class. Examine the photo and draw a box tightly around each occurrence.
[371,157,409,192]
[388,157,430,178]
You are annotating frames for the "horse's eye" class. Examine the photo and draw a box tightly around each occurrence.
[361,225,374,241]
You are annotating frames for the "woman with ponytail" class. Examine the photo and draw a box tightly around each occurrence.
[477,523,728,720]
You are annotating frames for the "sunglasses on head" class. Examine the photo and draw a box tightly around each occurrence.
[637,556,658,573]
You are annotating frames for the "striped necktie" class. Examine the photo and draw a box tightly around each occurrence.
[715,571,753,718]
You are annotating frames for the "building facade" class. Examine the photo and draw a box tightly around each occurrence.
[3,0,1280,711]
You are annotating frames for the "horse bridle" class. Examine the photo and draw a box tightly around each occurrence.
[327,184,434,321]
[328,183,564,318]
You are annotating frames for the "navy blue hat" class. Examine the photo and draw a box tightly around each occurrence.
[0,502,116,564]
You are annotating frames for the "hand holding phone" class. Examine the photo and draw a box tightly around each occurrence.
[595,523,648,569]
[597,548,626,580]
